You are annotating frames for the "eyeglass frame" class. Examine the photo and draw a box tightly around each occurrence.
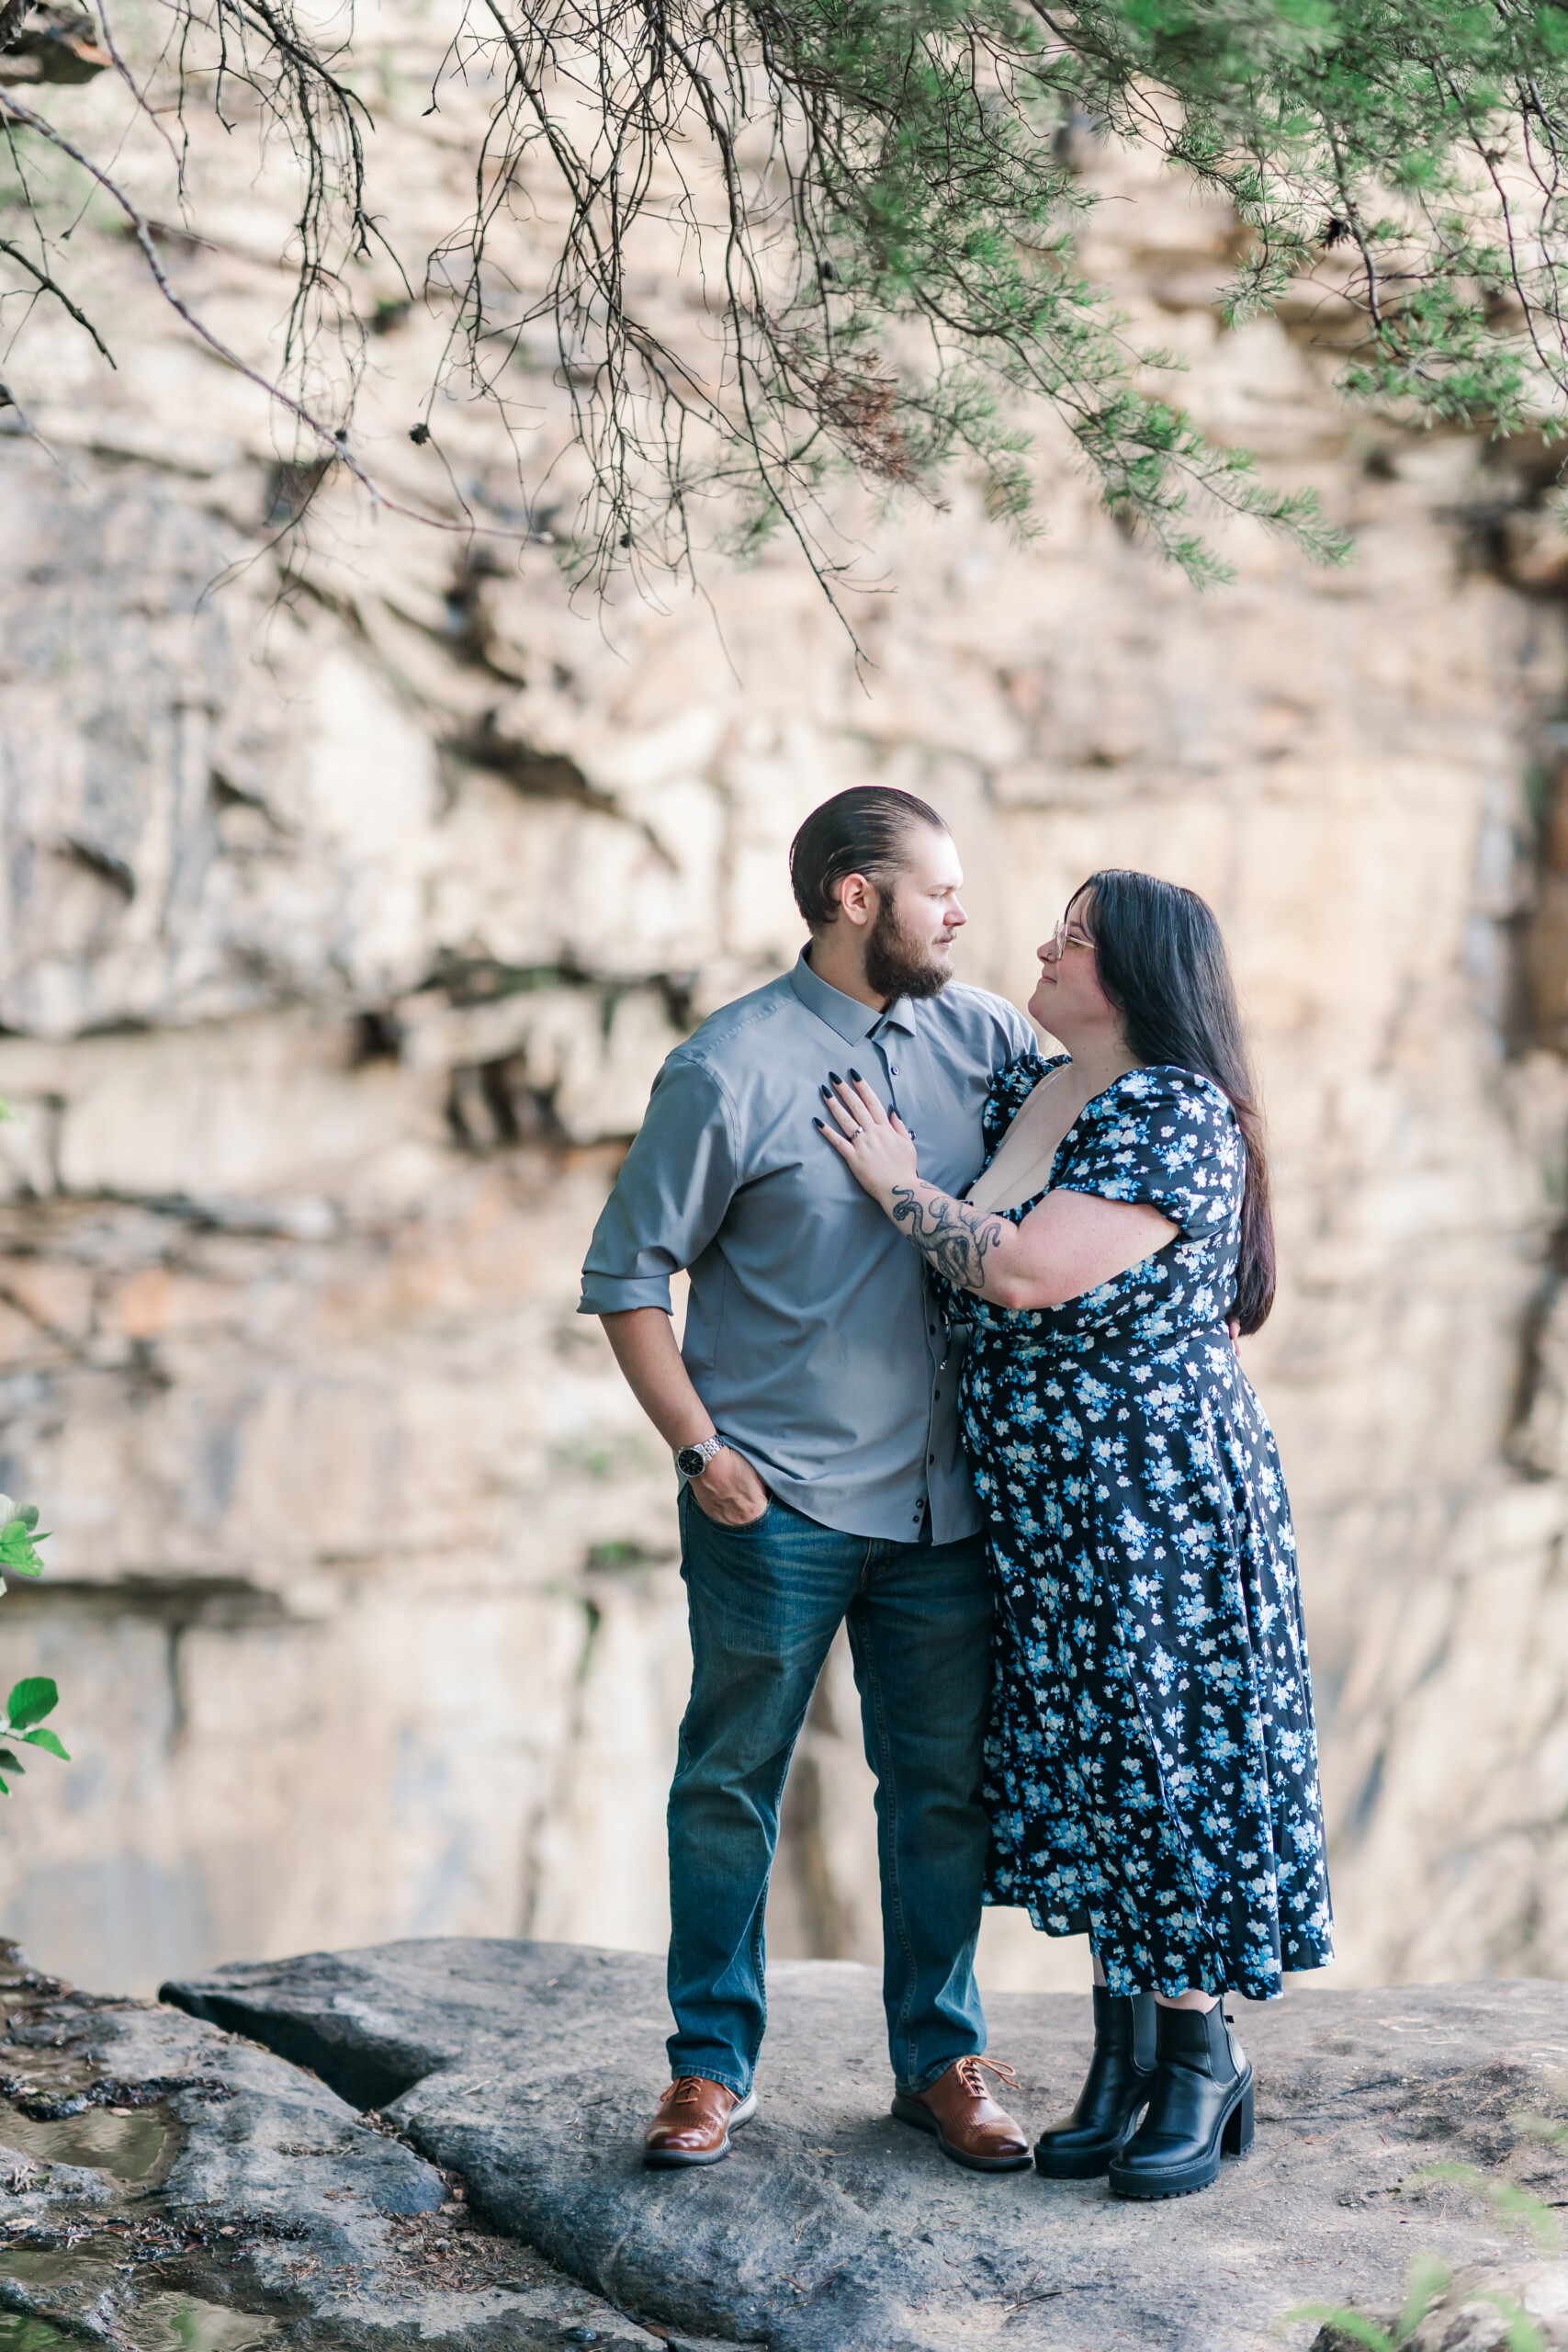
[1048,913,1098,958]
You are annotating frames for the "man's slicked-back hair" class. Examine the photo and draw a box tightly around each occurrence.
[789,786,948,929]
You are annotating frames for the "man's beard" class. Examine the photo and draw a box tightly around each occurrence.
[864,897,952,1001]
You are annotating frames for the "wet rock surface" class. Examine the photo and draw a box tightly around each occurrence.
[162,1937,1568,2352]
[0,1942,666,2348]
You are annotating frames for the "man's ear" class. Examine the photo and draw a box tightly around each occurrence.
[835,871,877,931]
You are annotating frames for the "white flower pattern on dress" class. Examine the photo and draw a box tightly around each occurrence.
[953,1054,1334,2001]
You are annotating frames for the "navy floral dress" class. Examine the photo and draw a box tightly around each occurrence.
[952,1054,1333,2001]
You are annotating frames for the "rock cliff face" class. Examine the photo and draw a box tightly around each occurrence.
[5,6,1568,1996]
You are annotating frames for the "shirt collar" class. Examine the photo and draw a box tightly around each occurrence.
[788,949,915,1044]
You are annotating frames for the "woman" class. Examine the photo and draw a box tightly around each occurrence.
[814,869,1332,2200]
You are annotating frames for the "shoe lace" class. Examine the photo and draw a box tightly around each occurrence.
[665,2076,707,2109]
[954,2053,1021,2098]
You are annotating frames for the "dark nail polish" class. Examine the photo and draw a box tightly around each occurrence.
[820,1084,832,1099]
[829,1070,842,1087]
[812,1116,825,1130]
[849,1068,863,1083]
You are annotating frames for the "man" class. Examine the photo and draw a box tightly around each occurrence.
[579,786,1036,2171]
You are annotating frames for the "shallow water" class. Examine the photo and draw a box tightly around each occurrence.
[0,2262,277,2351]
[0,2248,111,2287]
[0,2286,272,2342]
[0,2320,74,2351]
[0,2308,276,2350]
[0,2101,168,2181]
[121,2292,278,2349]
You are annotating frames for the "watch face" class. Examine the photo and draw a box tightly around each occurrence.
[677,1446,705,1477]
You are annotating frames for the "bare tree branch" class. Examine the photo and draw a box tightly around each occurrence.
[0,232,114,357]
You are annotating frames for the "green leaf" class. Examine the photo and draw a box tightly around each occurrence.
[1489,2181,1562,2251]
[19,1729,68,1761]
[0,1511,50,1578]
[1417,2160,1562,2249]
[1395,2252,1451,2341]
[1277,2307,1393,2351]
[1509,2109,1568,2148]
[0,1750,28,1775]
[1470,2291,1548,2352]
[6,1679,57,1730]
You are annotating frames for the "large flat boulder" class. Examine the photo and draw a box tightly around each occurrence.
[163,1937,1568,2351]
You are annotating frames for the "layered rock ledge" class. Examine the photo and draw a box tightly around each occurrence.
[6,1935,1568,2348]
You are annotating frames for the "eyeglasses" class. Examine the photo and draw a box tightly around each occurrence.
[1049,916,1097,958]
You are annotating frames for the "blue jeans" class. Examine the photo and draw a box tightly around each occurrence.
[667,1487,993,2097]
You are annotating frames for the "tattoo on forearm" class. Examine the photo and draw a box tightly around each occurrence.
[889,1182,1009,1294]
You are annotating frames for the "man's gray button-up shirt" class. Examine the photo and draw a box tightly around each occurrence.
[578,950,1035,1543]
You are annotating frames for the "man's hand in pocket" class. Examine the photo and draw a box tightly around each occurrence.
[690,1449,771,1527]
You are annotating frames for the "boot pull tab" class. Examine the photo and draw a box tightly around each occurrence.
[1131,1991,1159,2073]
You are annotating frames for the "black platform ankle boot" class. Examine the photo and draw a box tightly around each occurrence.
[1107,2000,1254,2200]
[1033,1988,1159,2178]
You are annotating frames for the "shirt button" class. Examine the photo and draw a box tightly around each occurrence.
[890,1064,900,1075]
[929,1453,936,1465]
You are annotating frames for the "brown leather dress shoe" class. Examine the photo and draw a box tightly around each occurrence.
[643,2076,758,2167]
[891,2053,1032,2173]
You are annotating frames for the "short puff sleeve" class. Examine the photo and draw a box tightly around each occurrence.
[1053,1065,1242,1240]
[981,1049,1066,1157]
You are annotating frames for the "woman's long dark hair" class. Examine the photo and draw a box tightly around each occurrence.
[1075,869,1276,1334]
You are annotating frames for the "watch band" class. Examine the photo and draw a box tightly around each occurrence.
[676,1433,729,1478]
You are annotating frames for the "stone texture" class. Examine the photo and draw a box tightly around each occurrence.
[6,1,1568,2002]
[164,1936,1568,2352]
[0,1939,670,2346]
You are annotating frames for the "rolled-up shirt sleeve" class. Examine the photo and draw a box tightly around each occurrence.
[578,1054,739,1316]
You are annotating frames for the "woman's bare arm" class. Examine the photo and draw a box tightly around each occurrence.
[886,1180,1175,1309]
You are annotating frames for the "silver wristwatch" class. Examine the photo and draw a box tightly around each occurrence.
[676,1434,729,1480]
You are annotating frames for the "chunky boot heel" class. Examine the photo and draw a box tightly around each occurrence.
[1108,2002,1255,2200]
[1222,2075,1254,2157]
[1034,1988,1158,2179]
